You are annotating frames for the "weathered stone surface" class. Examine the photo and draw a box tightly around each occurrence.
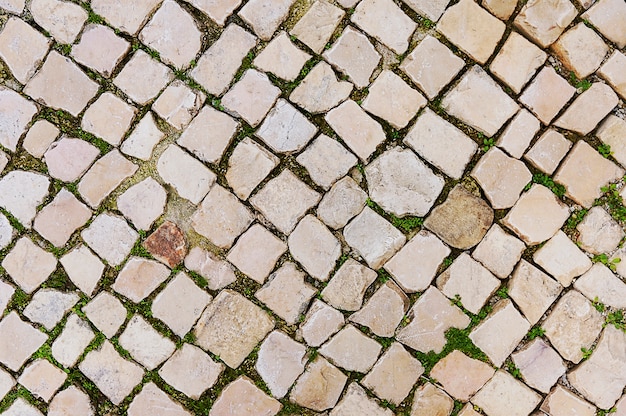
[299,299,345,347]
[458,404,481,416]
[185,247,237,290]
[238,0,294,40]
[582,0,626,48]
[78,150,138,208]
[556,83,618,136]
[117,178,166,231]
[0,17,50,84]
[119,315,176,370]
[350,280,408,337]
[44,137,100,183]
[397,286,470,354]
[82,213,138,266]
[33,189,91,247]
[431,350,495,401]
[410,383,454,416]
[159,343,223,399]
[143,221,187,267]
[289,215,340,281]
[128,383,190,416]
[534,230,592,287]
[256,331,306,399]
[253,31,311,81]
[51,314,95,368]
[331,382,393,416]
[91,0,162,34]
[290,357,347,411]
[552,23,608,79]
[48,386,94,416]
[226,137,279,200]
[82,92,136,146]
[290,0,344,53]
[83,292,126,338]
[472,224,525,279]
[351,0,415,54]
[0,170,49,228]
[23,289,78,331]
[0,215,12,252]
[112,257,170,303]
[60,245,104,297]
[317,176,367,230]
[319,324,381,372]
[227,224,286,283]
[512,338,567,394]
[289,61,353,114]
[472,370,542,416]
[152,81,205,129]
[514,0,577,47]
[210,376,281,416]
[509,260,562,325]
[297,135,357,190]
[257,98,317,154]
[71,24,129,78]
[616,395,626,416]
[0,311,47,371]
[496,109,541,159]
[519,66,576,125]
[2,398,43,416]
[575,263,626,309]
[0,279,14,313]
[0,0,24,14]
[23,120,59,158]
[424,185,494,250]
[577,206,624,254]
[322,259,376,311]
[185,0,241,26]
[482,0,517,19]
[121,113,165,161]
[524,129,571,174]
[222,69,281,127]
[114,50,174,105]
[19,359,66,402]
[597,115,626,169]
[541,385,596,416]
[30,0,86,44]
[490,31,546,94]
[599,51,626,101]
[2,237,56,294]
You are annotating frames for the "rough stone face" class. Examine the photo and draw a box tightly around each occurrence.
[0,17,51,85]
[128,383,190,416]
[599,51,626,101]
[552,23,608,79]
[319,324,381,372]
[83,292,127,338]
[117,178,166,231]
[2,237,57,294]
[349,280,408,337]
[19,359,68,402]
[238,0,294,40]
[331,382,393,416]
[290,357,347,412]
[582,0,626,48]
[496,109,541,159]
[44,137,100,183]
[397,286,470,354]
[51,314,95,368]
[119,315,176,370]
[253,31,311,81]
[524,129,571,174]
[472,224,525,279]
[289,61,353,114]
[91,0,162,34]
[82,213,138,266]
[322,259,377,311]
[289,215,340,281]
[227,224,286,283]
[60,245,105,297]
[482,0,517,19]
[255,331,307,399]
[256,99,317,154]
[512,338,567,394]
[2,398,43,416]
[577,206,624,255]
[48,386,94,416]
[533,230,592,287]
[0,171,49,228]
[299,299,345,347]
[185,0,241,26]
[33,189,92,247]
[82,92,136,146]
[78,150,138,208]
[30,0,87,44]
[597,115,626,168]
[472,370,542,416]
[71,24,129,78]
[159,343,223,399]
[121,113,165,161]
[0,87,38,152]
[209,376,282,416]
[555,83,618,136]
[351,0,415,54]
[23,289,79,331]
[143,221,187,268]
[541,386,596,416]
[113,50,174,105]
[575,263,626,309]
[226,137,279,200]
[23,119,59,158]
[410,383,454,416]
[297,135,357,190]
[0,311,47,371]
[430,350,495,401]
[424,185,494,250]
[490,31,546,94]
[0,0,24,14]
[519,66,576,125]
[178,107,238,165]
[290,0,344,53]
[514,0,577,47]
[222,69,281,127]
[184,247,237,290]
[509,260,562,324]
[112,257,170,303]
[317,177,367,230]
[152,81,205,130]
[0,280,14,314]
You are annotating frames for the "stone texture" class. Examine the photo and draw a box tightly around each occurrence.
[143,221,187,267]
[178,108,238,165]
[322,259,376,311]
[114,50,174,105]
[533,230,592,287]
[2,398,43,416]
[472,370,542,416]
[222,69,281,127]
[431,350,495,401]
[331,382,393,416]
[128,383,190,416]
[0,368,14,401]
[297,134,357,190]
[410,383,454,416]
[158,144,216,204]
[238,0,294,40]
[119,315,176,370]
[351,0,415,54]
[290,357,348,411]
[514,0,577,47]
[184,247,237,290]
[289,215,340,281]
[0,0,24,14]
[33,189,91,247]
[519,66,576,124]
[30,0,87,44]
[554,83,618,136]
[60,245,105,296]
[152,81,205,130]
[257,98,317,153]
[541,386,596,416]
[524,129,571,174]
[349,280,409,337]
[82,92,135,146]
[254,31,310,81]
[490,31,547,94]
[552,23,608,79]
[78,150,138,208]
[597,115,626,168]
[577,206,624,254]
[317,176,367,230]
[575,263,626,309]
[159,343,223,399]
[402,0,448,20]
[497,109,541,159]
[512,338,567,394]
[299,299,345,347]
[51,314,95,368]
[509,259,562,325]
[472,224,525,279]
[90,0,162,34]
[0,17,51,84]
[256,331,306,398]
[23,120,59,158]
[482,0,517,19]
[83,292,127,338]
[121,113,165,160]
[0,279,14,313]
[226,137,279,200]
[0,311,47,371]
[289,61,353,114]
[23,289,78,331]
[2,237,56,294]
[0,88,38,152]
[82,213,138,266]
[290,0,344,53]
[319,324,381,372]
[599,51,626,101]
[19,359,67,402]
[424,185,494,250]
[48,386,94,416]
[582,0,626,48]
[71,24,129,78]
[44,137,100,183]
[210,376,281,416]
[0,171,49,228]
[227,224,285,284]
[185,0,241,25]
[112,257,170,303]
[117,177,166,231]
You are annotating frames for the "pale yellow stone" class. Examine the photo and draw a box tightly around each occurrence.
[554,83,618,135]
[490,31,547,94]
[551,23,609,79]
[472,370,542,416]
[582,0,626,48]
[514,0,578,47]
[430,350,495,401]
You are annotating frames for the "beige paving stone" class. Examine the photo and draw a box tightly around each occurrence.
[78,150,138,208]
[323,26,381,89]
[81,92,135,146]
[48,386,94,416]
[508,259,562,325]
[543,290,603,363]
[0,87,38,152]
[83,291,127,338]
[541,385,596,416]
[24,289,79,331]
[325,100,386,161]
[226,138,279,200]
[555,141,625,208]
[459,404,482,416]
[597,115,626,168]
[554,83,618,135]
[482,0,517,19]
[222,69,281,127]
[568,325,626,409]
[497,109,541,159]
[431,350,495,401]
[256,98,317,153]
[33,189,91,247]
[533,230,592,287]
[0,311,47,371]
[289,215,341,281]
[362,342,423,405]
[238,0,295,40]
[442,65,519,137]
[254,31,310,81]
[3,398,44,415]
[552,23,608,79]
[119,314,176,370]
[191,24,256,96]
[299,299,345,347]
[194,289,274,368]
[512,338,567,394]
[227,224,286,284]
[79,341,144,405]
[60,245,104,296]
[30,0,86,44]
[437,252,500,314]
[524,129,571,174]
[91,0,162,34]
[184,246,237,290]
[582,0,626,48]
[0,279,15,313]
[599,51,626,100]
[159,343,224,399]
[120,112,165,161]
[472,370,542,416]
[256,330,307,398]
[210,376,281,416]
[616,395,626,416]
[397,286,470,353]
[157,144,216,204]
[410,383,454,416]
[322,258,376,311]
[400,35,465,100]
[317,176,367,230]
[472,224,525,279]
[0,150,6,174]
[514,0,577,47]
[350,280,409,337]
[319,324,381,372]
[117,177,166,231]
[0,0,24,14]
[128,382,190,416]
[71,24,130,78]
[297,134,357,190]
[23,120,59,158]
[139,0,201,69]
[2,236,56,294]
[402,0,449,21]
[490,31,547,94]
[112,257,170,303]
[19,359,66,402]
[184,0,241,25]
[290,0,344,53]
[142,221,187,267]
[113,50,174,105]
[51,314,95,368]
[153,81,205,130]
[178,108,238,165]
[0,17,51,85]
[256,262,316,324]
[331,382,393,416]
[575,263,626,309]
[424,185,494,250]
[44,137,100,183]
[351,0,415,54]
[289,61,353,114]
[519,66,576,124]
[577,206,623,254]
[0,215,12,252]
[611,247,626,279]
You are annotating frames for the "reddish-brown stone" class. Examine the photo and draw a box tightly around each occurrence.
[143,221,187,268]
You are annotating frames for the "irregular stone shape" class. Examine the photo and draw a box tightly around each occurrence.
[79,341,144,405]
[184,246,237,290]
[121,113,165,161]
[0,311,47,371]
[82,213,138,266]
[401,35,465,100]
[597,115,626,169]
[158,144,216,205]
[19,359,67,402]
[30,0,87,44]
[318,176,367,230]
[322,258,376,311]
[512,338,567,394]
[178,106,238,164]
[431,350,495,401]
[83,292,126,338]
[437,0,505,64]
[319,324,381,372]
[472,147,532,209]
[385,230,450,293]
[599,51,626,101]
[159,343,223,399]
[117,177,166,231]
[344,208,406,269]
[2,237,56,294]
[191,24,256,96]
[113,50,174,105]
[51,314,95,368]
[194,289,274,368]
[472,370,542,416]
[226,137,279,200]
[60,245,104,296]
[24,52,98,117]
[524,129,571,174]
[254,31,310,81]
[552,23,608,79]
[222,69,281,127]
[575,263,626,309]
[502,184,569,245]
[402,0,448,20]
[568,326,626,409]
[0,279,15,313]
[405,108,477,179]
[238,0,294,40]
[519,66,576,125]
[555,141,625,208]
[192,184,254,248]
[541,385,596,416]
[442,65,519,137]
[289,215,341,282]
[0,172,49,228]
[577,206,624,254]
[2,398,43,416]
[23,119,59,158]
[616,395,626,416]
[112,257,170,303]
[299,299,345,347]
[256,331,307,399]
[45,137,100,183]
[508,260,562,325]
[351,0,415,54]
[289,61,353,114]
[424,185,494,250]
[514,0,577,47]
[119,315,176,370]
[410,383,454,416]
[91,0,162,34]
[611,247,626,279]
[139,0,201,69]
[325,100,386,161]
[210,376,281,416]
[582,0,626,48]
[482,0,517,19]
[227,224,286,284]
[350,280,409,337]
[497,109,541,159]
[34,189,91,247]
[331,382,393,416]
[533,230,592,287]
[472,224,525,279]
[397,286,470,354]
[81,92,136,146]
[555,83,618,136]
[185,0,241,25]
[143,221,187,267]
[323,26,381,89]
[78,150,138,208]
[71,24,129,78]
[255,262,317,325]
[0,214,12,253]
[23,289,79,331]
[490,31,546,94]
[48,386,94,416]
[152,81,205,129]
[297,135,357,190]
[437,252,500,314]
[0,0,24,14]
[290,0,344,53]
[543,290,604,363]
[458,404,482,416]
[128,383,190,416]
[362,342,423,405]
[152,272,210,337]
[257,98,317,154]
[0,17,50,84]
[290,357,348,411]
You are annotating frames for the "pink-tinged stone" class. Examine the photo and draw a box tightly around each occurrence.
[472,370,542,416]
[78,150,138,208]
[82,213,138,266]
[34,189,92,247]
[157,144,216,205]
[290,0,344,53]
[0,87,38,152]
[430,350,495,401]
[472,224,525,279]
[290,357,348,411]
[83,292,127,338]
[44,137,100,183]
[541,385,596,416]
[582,0,626,48]
[490,31,546,94]
[226,137,279,200]
[184,246,237,290]
[322,258,377,312]
[23,120,59,158]
[597,115,626,169]
[128,383,190,416]
[253,32,311,81]
[120,113,165,161]
[159,343,223,399]
[227,224,286,284]
[575,263,626,309]
[2,236,56,294]
[576,206,624,255]
[71,24,130,77]
[143,221,187,268]
[81,92,136,146]
[0,170,49,228]
[289,215,341,282]
[524,129,571,175]
[0,0,25,14]
[113,50,174,105]
[331,382,393,416]
[152,81,205,130]
[48,386,94,416]
[349,280,409,337]
[496,109,541,159]
[0,17,51,85]
[289,61,353,114]
[117,177,167,231]
[178,105,239,164]
[60,245,104,297]
[598,51,626,101]
[118,315,176,370]
[91,0,162,35]
[508,260,562,325]
[410,383,454,416]
[319,324,382,373]
[209,376,281,416]
[51,314,95,368]
[519,66,576,125]
[112,257,170,303]
[299,299,345,347]
[512,338,567,394]
[350,0,416,54]
[184,0,242,26]
[551,23,609,79]
[533,230,592,287]
[0,311,47,371]
[256,98,318,154]
[18,359,67,402]
[238,0,295,40]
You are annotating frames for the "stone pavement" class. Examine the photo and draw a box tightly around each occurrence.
[0,0,625,414]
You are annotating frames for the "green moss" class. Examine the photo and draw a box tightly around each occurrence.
[413,327,489,373]
[524,173,566,198]
[569,72,592,91]
[526,326,545,340]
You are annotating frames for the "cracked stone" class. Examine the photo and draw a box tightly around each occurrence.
[256,98,318,154]
[298,299,345,348]
[519,66,576,125]
[23,120,59,159]
[508,259,562,325]
[322,258,377,311]
[490,31,547,94]
[119,315,176,370]
[319,324,381,373]
[289,61,353,114]
[514,0,577,47]
[255,331,307,399]
[472,224,526,279]
[23,289,79,331]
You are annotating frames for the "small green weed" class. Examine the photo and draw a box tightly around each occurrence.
[592,253,621,272]
[605,310,625,331]
[413,327,489,373]
[482,137,495,152]
[597,183,626,222]
[565,208,588,230]
[421,18,435,29]
[569,72,592,91]
[442,257,454,267]
[597,407,617,415]
[526,326,545,340]
[87,11,104,24]
[505,361,522,379]
[495,286,508,299]
[524,173,566,198]
[598,144,613,158]
[581,346,593,360]
[391,215,424,233]
[592,297,606,313]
